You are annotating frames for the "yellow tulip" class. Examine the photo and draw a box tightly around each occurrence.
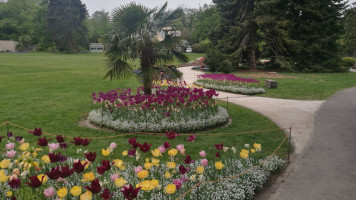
[81,172,95,182]
[137,170,149,179]
[19,143,29,151]
[37,174,48,183]
[253,143,262,150]
[151,158,160,166]
[122,151,128,156]
[166,162,176,169]
[57,187,68,198]
[240,149,249,159]
[250,149,256,154]
[0,170,8,183]
[164,171,171,179]
[113,159,124,168]
[70,186,82,197]
[102,148,110,156]
[151,149,162,157]
[41,155,50,164]
[144,162,152,170]
[80,191,92,200]
[115,177,127,187]
[6,191,12,197]
[0,159,10,169]
[215,161,224,170]
[168,148,178,157]
[196,166,204,174]
[136,179,159,191]
[165,184,176,194]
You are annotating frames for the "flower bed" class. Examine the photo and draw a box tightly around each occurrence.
[89,86,229,132]
[0,129,285,200]
[194,74,265,95]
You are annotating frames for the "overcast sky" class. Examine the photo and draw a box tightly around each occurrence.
[82,0,356,16]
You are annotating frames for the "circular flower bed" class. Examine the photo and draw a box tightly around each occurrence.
[89,86,229,132]
[194,74,265,95]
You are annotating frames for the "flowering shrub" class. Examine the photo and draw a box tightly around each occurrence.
[195,74,265,95]
[0,129,285,200]
[89,86,229,132]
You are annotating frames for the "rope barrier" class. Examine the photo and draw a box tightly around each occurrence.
[177,135,288,200]
[0,121,9,127]
[3,121,288,139]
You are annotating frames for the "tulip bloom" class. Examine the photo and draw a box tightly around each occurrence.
[29,127,42,136]
[25,175,43,188]
[43,187,55,197]
[84,178,102,194]
[84,152,96,162]
[121,184,140,200]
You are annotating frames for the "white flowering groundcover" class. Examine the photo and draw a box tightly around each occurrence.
[88,106,229,133]
[194,80,266,95]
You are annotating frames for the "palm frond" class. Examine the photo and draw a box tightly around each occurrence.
[103,58,133,80]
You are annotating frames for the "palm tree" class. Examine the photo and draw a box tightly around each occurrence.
[104,2,188,94]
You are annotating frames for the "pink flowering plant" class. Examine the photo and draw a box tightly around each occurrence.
[194,74,265,95]
[0,128,285,200]
[89,86,229,132]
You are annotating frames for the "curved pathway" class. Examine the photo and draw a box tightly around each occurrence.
[181,66,356,199]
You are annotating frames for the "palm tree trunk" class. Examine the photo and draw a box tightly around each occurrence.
[141,47,153,95]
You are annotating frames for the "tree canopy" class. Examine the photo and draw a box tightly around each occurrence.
[104,2,188,94]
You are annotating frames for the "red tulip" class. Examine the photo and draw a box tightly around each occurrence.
[179,165,187,175]
[84,178,102,194]
[73,160,87,173]
[215,143,223,150]
[29,127,43,136]
[121,184,140,200]
[163,141,171,149]
[84,152,96,162]
[46,166,61,179]
[128,149,136,157]
[128,137,138,148]
[97,165,106,175]
[55,135,65,143]
[25,175,42,188]
[138,142,152,153]
[184,155,194,164]
[166,130,178,140]
[8,177,21,189]
[37,136,51,147]
[100,188,113,200]
[60,165,74,178]
[101,160,111,171]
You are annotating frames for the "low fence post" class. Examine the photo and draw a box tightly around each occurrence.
[288,127,292,163]
[6,122,9,134]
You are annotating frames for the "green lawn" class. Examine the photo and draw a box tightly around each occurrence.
[0,52,287,161]
[239,72,356,100]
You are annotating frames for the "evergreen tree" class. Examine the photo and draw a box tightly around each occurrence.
[87,10,112,43]
[47,0,88,53]
[343,3,356,57]
[287,0,346,72]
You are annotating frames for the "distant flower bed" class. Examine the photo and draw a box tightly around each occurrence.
[0,129,284,199]
[195,74,265,95]
[89,86,229,132]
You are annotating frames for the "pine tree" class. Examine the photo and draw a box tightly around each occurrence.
[287,0,346,72]
[47,0,88,53]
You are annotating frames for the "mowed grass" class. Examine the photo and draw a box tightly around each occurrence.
[0,52,288,161]
[235,72,356,100]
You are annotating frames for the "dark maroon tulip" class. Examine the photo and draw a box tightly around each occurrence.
[55,134,65,143]
[128,137,138,148]
[60,165,74,178]
[25,175,42,188]
[186,135,196,142]
[101,160,111,171]
[84,152,96,162]
[37,136,50,147]
[11,197,16,200]
[60,143,67,149]
[166,130,178,140]
[163,141,171,149]
[48,152,61,163]
[46,166,61,179]
[84,178,102,194]
[15,136,23,141]
[179,165,187,175]
[128,149,136,157]
[100,188,113,200]
[73,160,87,173]
[97,165,106,175]
[215,143,223,150]
[29,128,42,136]
[81,138,92,146]
[7,132,13,137]
[184,155,193,164]
[121,184,140,200]
[138,142,152,153]
[8,177,21,189]
[215,152,220,158]
[71,137,82,145]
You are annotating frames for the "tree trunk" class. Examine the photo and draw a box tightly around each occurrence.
[249,49,256,71]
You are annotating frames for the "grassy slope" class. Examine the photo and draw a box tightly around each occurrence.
[0,52,287,160]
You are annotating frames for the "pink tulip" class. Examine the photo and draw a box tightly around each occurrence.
[6,143,15,150]
[110,142,117,149]
[6,150,16,158]
[200,159,208,166]
[179,148,185,156]
[48,143,59,150]
[134,166,143,174]
[158,145,166,153]
[176,144,184,151]
[199,150,206,158]
[111,174,119,182]
[43,187,55,197]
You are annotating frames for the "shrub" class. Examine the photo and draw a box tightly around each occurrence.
[341,57,356,67]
